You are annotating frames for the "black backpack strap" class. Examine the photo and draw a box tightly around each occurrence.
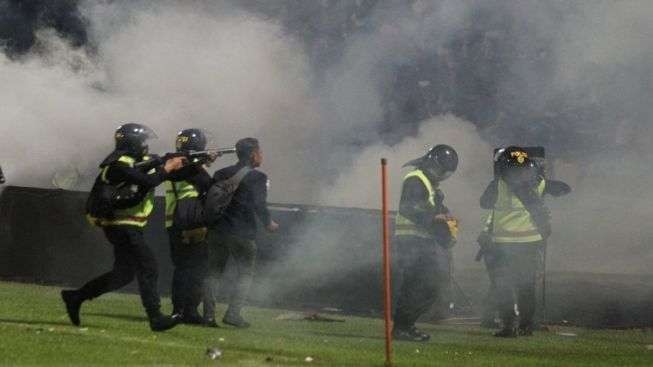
[224,166,252,188]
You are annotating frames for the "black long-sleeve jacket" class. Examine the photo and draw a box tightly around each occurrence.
[213,163,272,240]
[101,151,168,189]
[480,178,572,209]
[166,165,212,195]
[398,175,452,243]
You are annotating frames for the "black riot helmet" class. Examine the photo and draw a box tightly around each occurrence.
[404,144,459,182]
[114,123,157,158]
[497,146,540,185]
[176,128,208,152]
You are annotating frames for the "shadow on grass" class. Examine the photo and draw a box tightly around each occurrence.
[85,312,147,322]
[0,318,72,327]
[308,330,386,341]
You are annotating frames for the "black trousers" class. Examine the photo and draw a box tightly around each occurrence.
[206,231,256,316]
[168,229,208,315]
[392,236,449,330]
[78,225,161,316]
[490,242,542,328]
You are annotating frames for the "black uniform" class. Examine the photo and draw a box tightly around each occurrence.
[393,175,452,333]
[479,178,570,335]
[166,165,212,320]
[206,162,272,323]
[75,152,169,320]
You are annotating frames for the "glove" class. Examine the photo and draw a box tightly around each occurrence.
[446,218,459,239]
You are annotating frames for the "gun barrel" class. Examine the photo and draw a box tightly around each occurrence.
[212,147,236,155]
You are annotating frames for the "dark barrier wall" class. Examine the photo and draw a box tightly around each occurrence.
[1,186,652,328]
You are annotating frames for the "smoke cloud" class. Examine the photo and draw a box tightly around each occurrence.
[1,0,653,275]
[1,1,324,203]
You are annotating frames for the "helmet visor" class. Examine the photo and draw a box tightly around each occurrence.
[137,125,158,140]
[118,123,158,140]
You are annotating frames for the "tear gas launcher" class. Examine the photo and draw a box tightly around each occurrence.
[134,148,236,169]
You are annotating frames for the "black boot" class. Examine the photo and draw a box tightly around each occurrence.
[181,308,204,325]
[518,323,534,336]
[61,290,83,326]
[202,318,220,328]
[222,308,250,328]
[148,311,179,332]
[393,326,431,342]
[494,326,518,338]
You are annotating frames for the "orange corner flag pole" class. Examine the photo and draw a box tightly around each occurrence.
[381,158,393,366]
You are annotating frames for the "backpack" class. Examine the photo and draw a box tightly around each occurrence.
[86,178,144,220]
[85,154,146,220]
[204,166,251,227]
[169,181,206,230]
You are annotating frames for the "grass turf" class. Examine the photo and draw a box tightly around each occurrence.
[0,281,651,366]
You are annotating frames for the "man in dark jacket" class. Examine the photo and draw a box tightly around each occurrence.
[205,137,278,328]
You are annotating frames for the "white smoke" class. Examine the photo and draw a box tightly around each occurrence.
[1,0,653,275]
[0,1,322,203]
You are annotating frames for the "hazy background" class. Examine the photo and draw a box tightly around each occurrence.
[1,0,652,275]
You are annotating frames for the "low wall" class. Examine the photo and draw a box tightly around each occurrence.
[1,186,651,328]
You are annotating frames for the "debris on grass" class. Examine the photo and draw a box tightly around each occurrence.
[304,356,314,363]
[218,337,225,342]
[645,345,653,351]
[557,332,577,337]
[322,307,342,313]
[276,312,344,323]
[207,347,223,360]
[265,356,274,362]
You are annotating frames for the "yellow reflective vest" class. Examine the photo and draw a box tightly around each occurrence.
[394,169,438,239]
[164,180,200,228]
[488,179,546,244]
[87,155,155,228]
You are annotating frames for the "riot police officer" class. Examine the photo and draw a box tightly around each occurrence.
[61,123,185,332]
[392,145,459,342]
[164,128,216,326]
[478,146,570,337]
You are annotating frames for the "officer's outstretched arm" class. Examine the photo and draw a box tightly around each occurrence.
[108,164,168,189]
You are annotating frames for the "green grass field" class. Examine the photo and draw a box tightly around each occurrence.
[0,281,651,366]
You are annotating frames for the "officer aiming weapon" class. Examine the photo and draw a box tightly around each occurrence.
[135,148,236,169]
[0,165,5,184]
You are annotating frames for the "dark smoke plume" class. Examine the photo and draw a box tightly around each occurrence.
[0,0,88,57]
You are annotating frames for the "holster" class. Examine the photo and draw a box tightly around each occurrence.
[475,231,495,262]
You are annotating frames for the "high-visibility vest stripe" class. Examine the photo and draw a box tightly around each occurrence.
[491,179,546,243]
[164,180,200,228]
[89,155,155,228]
[394,169,437,239]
